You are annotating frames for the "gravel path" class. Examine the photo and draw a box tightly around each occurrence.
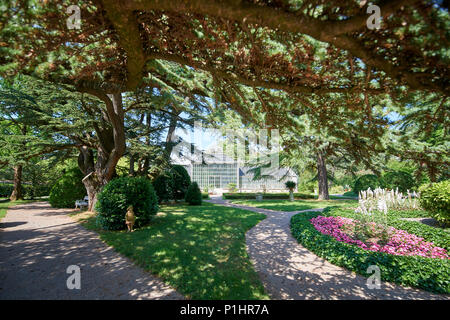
[207,198,448,300]
[0,202,183,300]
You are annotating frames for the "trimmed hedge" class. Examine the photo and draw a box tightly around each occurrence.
[185,182,202,205]
[201,192,209,199]
[223,192,315,200]
[49,168,86,208]
[419,180,450,226]
[96,176,158,230]
[0,183,38,199]
[381,170,415,193]
[290,207,450,294]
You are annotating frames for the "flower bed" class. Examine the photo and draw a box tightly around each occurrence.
[290,209,450,294]
[310,216,449,259]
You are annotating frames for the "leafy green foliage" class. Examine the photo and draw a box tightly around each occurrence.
[419,181,450,226]
[285,181,296,190]
[353,174,382,194]
[49,167,86,208]
[152,171,175,203]
[185,182,202,205]
[0,184,13,198]
[381,170,415,192]
[201,192,210,199]
[96,177,158,230]
[291,207,450,294]
[170,165,191,200]
[227,183,238,192]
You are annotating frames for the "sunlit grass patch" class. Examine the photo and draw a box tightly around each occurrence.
[83,202,268,299]
[231,199,357,212]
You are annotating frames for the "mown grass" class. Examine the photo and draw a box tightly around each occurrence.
[230,198,357,212]
[78,202,268,300]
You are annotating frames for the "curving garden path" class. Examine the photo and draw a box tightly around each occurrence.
[207,197,448,300]
[0,202,183,300]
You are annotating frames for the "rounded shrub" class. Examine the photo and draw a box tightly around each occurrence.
[381,170,415,192]
[170,165,191,200]
[353,174,382,194]
[152,171,174,203]
[96,176,158,230]
[419,180,450,226]
[49,167,86,208]
[185,182,202,205]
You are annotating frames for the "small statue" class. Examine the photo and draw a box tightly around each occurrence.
[125,205,136,232]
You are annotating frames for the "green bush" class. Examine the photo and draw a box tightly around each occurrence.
[342,190,358,197]
[291,207,450,294]
[152,171,174,203]
[96,176,158,230]
[0,184,13,198]
[353,174,382,194]
[297,181,316,193]
[419,180,450,226]
[381,170,415,192]
[49,167,86,208]
[170,165,191,200]
[185,182,202,205]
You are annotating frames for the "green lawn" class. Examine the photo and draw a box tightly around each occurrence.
[80,202,268,300]
[0,199,33,220]
[230,198,357,212]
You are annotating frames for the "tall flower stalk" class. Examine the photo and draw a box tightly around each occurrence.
[353,187,421,245]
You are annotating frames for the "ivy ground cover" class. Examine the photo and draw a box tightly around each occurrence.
[291,207,450,294]
[310,216,448,259]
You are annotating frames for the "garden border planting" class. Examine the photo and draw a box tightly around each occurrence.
[290,207,450,294]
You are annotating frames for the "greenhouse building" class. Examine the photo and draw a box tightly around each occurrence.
[173,152,298,192]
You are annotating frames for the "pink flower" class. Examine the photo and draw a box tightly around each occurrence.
[310,216,449,259]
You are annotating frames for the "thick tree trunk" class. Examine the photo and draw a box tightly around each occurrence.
[428,164,437,182]
[76,91,126,211]
[82,172,102,212]
[129,154,135,176]
[9,165,23,201]
[317,152,329,200]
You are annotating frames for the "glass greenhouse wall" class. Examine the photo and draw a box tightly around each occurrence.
[192,163,238,189]
[183,163,297,191]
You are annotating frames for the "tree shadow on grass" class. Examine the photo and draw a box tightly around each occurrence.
[94,202,268,300]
